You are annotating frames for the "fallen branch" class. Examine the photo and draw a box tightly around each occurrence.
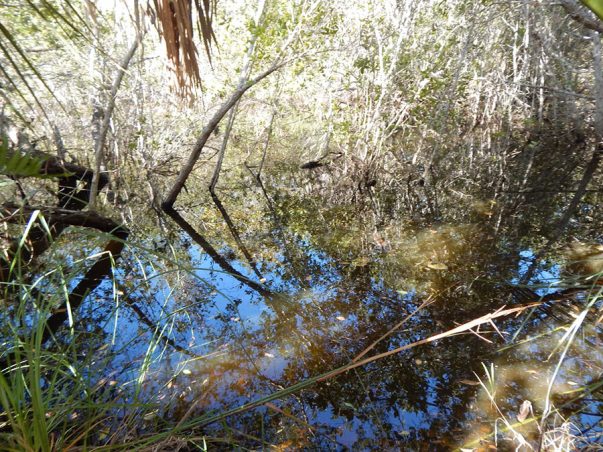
[1,204,126,233]
[318,302,541,383]
[160,63,285,296]
[0,153,109,282]
[161,61,285,210]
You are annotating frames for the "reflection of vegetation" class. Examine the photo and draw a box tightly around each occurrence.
[2,0,603,449]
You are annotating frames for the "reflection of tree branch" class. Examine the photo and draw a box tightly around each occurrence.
[171,302,540,432]
[0,205,128,358]
[160,64,286,296]
[42,237,126,344]
[6,206,129,344]
[161,205,271,297]
[256,108,277,179]
[124,297,199,358]
[352,289,444,363]
[521,32,603,283]
[209,192,263,280]
[245,164,309,289]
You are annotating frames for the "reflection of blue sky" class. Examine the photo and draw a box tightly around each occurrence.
[72,237,440,446]
[64,233,603,448]
[515,249,562,294]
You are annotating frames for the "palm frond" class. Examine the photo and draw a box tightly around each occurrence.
[0,62,38,119]
[24,0,92,40]
[0,1,92,123]
[194,0,217,60]
[0,21,61,108]
[0,134,55,179]
[153,0,217,94]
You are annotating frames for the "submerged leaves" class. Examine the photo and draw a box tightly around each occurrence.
[516,400,533,423]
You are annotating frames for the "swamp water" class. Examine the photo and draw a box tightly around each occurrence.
[7,162,603,450]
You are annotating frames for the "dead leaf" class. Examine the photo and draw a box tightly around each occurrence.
[517,400,532,422]
[272,440,293,451]
[458,379,481,386]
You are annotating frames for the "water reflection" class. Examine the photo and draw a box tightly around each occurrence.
[15,175,603,448]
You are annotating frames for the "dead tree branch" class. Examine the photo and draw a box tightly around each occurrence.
[160,206,271,297]
[0,156,109,282]
[89,38,140,208]
[161,62,285,211]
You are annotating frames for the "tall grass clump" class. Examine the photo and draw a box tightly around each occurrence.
[0,209,256,450]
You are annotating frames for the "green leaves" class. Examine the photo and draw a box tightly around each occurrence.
[0,135,48,178]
